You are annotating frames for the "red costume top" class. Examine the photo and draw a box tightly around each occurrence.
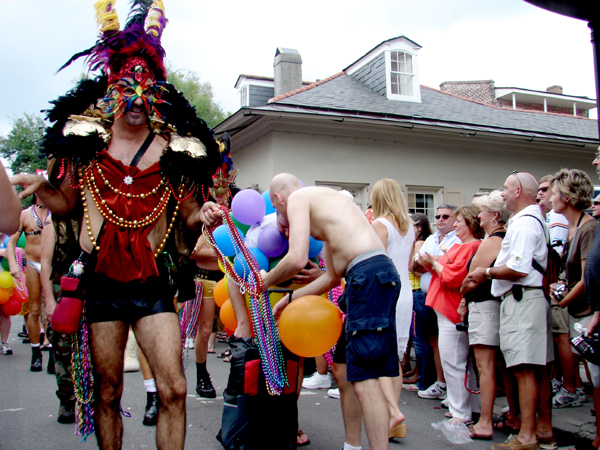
[425,240,481,324]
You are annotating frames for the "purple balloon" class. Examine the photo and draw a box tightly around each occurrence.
[258,227,288,258]
[231,189,266,225]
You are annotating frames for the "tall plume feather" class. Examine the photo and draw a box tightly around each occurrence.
[95,0,120,38]
[145,0,167,39]
[125,0,151,28]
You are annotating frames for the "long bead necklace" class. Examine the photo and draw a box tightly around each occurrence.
[203,208,288,395]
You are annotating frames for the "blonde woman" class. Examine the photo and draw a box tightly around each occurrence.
[371,178,415,438]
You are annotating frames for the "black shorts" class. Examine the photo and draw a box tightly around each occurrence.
[86,269,176,324]
[341,253,400,382]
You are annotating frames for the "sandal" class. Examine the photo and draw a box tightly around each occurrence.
[223,354,232,363]
[297,429,310,446]
[492,414,520,434]
[217,349,231,359]
[468,425,492,440]
[404,376,418,384]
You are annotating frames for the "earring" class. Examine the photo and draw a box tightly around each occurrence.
[491,219,498,227]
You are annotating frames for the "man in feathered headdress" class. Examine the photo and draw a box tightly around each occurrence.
[12,2,223,448]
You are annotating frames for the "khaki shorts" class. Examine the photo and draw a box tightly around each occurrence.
[499,288,553,368]
[551,303,569,334]
[468,300,500,347]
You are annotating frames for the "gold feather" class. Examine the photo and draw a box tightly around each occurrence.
[95,0,120,36]
[145,0,166,38]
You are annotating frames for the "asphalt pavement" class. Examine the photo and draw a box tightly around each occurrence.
[0,315,594,449]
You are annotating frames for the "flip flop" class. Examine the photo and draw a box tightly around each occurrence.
[404,376,418,384]
[207,350,216,354]
[492,414,520,434]
[217,349,231,359]
[468,425,492,440]
[297,429,310,446]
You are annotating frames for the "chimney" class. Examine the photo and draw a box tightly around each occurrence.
[274,48,302,97]
[546,85,563,95]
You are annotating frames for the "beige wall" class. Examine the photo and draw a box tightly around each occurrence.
[229,115,597,208]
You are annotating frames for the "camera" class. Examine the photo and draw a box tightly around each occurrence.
[552,284,567,302]
[456,320,468,332]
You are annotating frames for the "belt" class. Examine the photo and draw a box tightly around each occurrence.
[195,268,224,282]
[502,285,543,301]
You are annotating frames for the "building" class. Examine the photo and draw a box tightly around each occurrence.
[214,36,598,223]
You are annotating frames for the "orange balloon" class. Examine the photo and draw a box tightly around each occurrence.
[0,288,9,304]
[213,279,229,308]
[219,299,238,332]
[278,295,343,358]
[12,290,28,304]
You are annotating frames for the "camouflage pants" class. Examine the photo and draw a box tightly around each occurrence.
[47,324,75,404]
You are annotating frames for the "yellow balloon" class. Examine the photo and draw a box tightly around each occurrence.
[278,295,343,358]
[0,271,14,290]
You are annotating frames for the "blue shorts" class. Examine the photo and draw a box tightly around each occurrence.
[339,253,400,382]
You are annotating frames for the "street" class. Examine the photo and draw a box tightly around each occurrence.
[0,315,575,449]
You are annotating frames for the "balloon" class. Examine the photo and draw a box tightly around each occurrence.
[278,295,343,358]
[213,278,229,308]
[213,225,243,257]
[231,189,266,226]
[0,271,14,289]
[233,248,269,280]
[12,289,28,304]
[16,233,26,249]
[1,236,8,248]
[262,190,276,215]
[218,258,226,273]
[225,328,234,337]
[257,227,288,258]
[220,299,238,332]
[230,213,251,236]
[2,298,22,316]
[1,258,9,271]
[0,288,9,304]
[308,237,323,259]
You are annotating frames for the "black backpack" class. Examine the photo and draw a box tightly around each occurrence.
[524,214,562,300]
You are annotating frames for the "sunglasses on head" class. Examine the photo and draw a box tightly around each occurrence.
[511,170,523,191]
[435,214,451,220]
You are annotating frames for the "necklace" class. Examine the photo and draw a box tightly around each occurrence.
[30,205,44,230]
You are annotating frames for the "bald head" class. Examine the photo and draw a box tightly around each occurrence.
[503,172,539,212]
[270,173,303,216]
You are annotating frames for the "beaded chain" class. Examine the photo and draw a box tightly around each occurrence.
[203,208,288,395]
[78,160,181,257]
[71,302,95,441]
[13,247,28,299]
[178,281,203,369]
[318,257,345,368]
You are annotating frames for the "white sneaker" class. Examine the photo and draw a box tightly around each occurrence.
[302,372,332,389]
[184,337,195,349]
[1,342,12,355]
[327,388,340,399]
[417,381,447,399]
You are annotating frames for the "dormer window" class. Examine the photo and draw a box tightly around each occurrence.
[390,51,413,96]
[240,85,248,107]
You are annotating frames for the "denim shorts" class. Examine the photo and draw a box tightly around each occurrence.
[340,253,400,382]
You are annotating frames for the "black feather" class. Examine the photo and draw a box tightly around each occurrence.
[125,0,152,28]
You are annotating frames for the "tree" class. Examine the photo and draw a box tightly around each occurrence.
[166,65,229,129]
[0,113,46,175]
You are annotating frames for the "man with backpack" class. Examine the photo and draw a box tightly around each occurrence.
[465,171,555,450]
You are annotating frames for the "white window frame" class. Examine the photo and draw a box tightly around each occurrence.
[240,85,248,107]
[390,51,413,96]
[385,50,420,103]
[406,186,443,228]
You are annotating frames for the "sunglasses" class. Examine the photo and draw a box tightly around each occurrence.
[594,201,600,206]
[435,214,451,220]
[538,186,548,193]
[511,170,523,191]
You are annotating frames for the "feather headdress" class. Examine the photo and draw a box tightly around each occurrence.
[59,0,168,82]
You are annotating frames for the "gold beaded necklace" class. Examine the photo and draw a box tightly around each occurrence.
[79,162,181,257]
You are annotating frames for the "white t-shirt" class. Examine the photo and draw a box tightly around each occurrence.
[418,230,461,293]
[245,213,278,247]
[547,210,568,254]
[491,204,548,297]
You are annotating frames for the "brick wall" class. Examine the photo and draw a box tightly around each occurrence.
[439,80,497,106]
[497,99,589,117]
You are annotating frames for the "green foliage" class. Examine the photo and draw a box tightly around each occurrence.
[166,65,229,129]
[0,113,46,175]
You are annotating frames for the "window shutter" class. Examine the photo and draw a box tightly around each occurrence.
[444,189,464,207]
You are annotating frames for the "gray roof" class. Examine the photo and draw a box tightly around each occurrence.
[269,74,598,142]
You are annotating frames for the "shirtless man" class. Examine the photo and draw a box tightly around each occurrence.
[11,6,220,447]
[257,173,401,450]
[7,196,52,372]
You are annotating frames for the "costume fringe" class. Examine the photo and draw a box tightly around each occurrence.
[179,282,203,368]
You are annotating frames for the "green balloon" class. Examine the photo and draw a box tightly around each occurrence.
[230,213,251,236]
[16,233,26,249]
[1,258,9,271]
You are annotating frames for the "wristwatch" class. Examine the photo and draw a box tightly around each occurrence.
[485,268,492,280]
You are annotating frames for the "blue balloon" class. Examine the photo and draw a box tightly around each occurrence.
[213,225,243,257]
[1,236,9,249]
[308,237,323,259]
[234,248,269,280]
[262,190,276,215]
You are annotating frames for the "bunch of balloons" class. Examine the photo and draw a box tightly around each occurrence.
[0,234,27,315]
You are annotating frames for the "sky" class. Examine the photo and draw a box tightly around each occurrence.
[0,0,597,138]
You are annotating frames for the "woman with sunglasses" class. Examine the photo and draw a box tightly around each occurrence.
[460,191,512,439]
[420,205,485,424]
